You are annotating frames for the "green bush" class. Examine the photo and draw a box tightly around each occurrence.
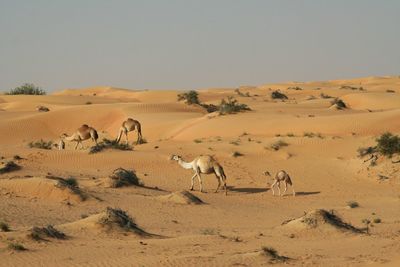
[219,97,250,115]
[376,132,400,157]
[331,98,347,109]
[6,83,46,95]
[177,90,200,105]
[271,90,288,100]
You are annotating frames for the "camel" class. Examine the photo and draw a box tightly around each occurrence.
[116,118,143,145]
[170,155,227,195]
[60,124,98,150]
[264,170,295,196]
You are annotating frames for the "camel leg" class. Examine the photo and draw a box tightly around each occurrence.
[125,131,129,145]
[214,174,221,193]
[80,141,84,150]
[283,182,288,196]
[74,141,79,150]
[196,173,203,192]
[292,186,296,196]
[277,181,282,196]
[190,173,197,191]
[271,180,277,196]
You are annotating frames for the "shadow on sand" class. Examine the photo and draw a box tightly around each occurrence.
[295,191,321,196]
[227,186,268,194]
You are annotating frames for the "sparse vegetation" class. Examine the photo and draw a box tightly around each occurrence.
[89,138,133,154]
[7,242,26,251]
[177,90,200,105]
[28,139,53,150]
[340,85,365,91]
[235,88,251,97]
[54,176,86,201]
[200,228,218,235]
[287,86,302,90]
[6,83,46,95]
[108,168,143,188]
[320,93,333,99]
[231,151,243,157]
[386,89,395,93]
[271,90,288,100]
[373,218,381,223]
[218,96,250,115]
[0,221,10,232]
[36,105,50,112]
[193,139,202,144]
[97,207,148,235]
[0,161,21,174]
[303,132,324,138]
[85,101,92,105]
[331,98,347,109]
[261,246,290,263]
[357,146,377,157]
[286,133,295,137]
[270,140,288,151]
[346,201,359,208]
[29,225,66,241]
[376,132,400,157]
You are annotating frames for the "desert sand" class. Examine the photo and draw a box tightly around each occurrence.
[0,76,400,266]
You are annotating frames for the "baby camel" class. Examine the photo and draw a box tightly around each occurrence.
[116,118,142,145]
[171,155,227,195]
[61,124,98,150]
[264,170,295,196]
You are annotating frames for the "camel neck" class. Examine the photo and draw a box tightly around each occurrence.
[178,159,193,169]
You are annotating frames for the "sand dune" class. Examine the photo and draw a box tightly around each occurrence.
[1,76,400,266]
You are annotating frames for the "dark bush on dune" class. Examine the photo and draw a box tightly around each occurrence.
[6,83,46,95]
[177,90,200,105]
[219,97,250,115]
[108,168,143,188]
[89,138,133,154]
[376,132,400,157]
[271,90,288,100]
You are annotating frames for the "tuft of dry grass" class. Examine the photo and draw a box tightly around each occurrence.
[269,140,288,151]
[108,168,143,188]
[261,246,290,263]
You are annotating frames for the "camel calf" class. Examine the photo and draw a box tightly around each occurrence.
[264,170,295,197]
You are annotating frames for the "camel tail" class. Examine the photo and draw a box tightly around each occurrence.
[116,127,123,143]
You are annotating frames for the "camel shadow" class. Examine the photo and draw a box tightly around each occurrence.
[227,186,268,194]
[295,191,321,196]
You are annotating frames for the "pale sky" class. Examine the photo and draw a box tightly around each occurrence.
[0,0,399,92]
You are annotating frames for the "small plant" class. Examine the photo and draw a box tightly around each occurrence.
[218,96,250,115]
[271,90,288,100]
[386,89,395,93]
[6,83,46,95]
[346,201,359,208]
[229,140,240,146]
[231,151,243,157]
[200,103,219,113]
[340,85,365,91]
[85,101,92,105]
[29,225,66,241]
[89,138,133,154]
[0,161,21,174]
[376,132,400,157]
[362,219,371,234]
[373,218,381,224]
[108,168,143,188]
[13,155,22,160]
[63,177,78,188]
[193,139,202,144]
[234,88,251,97]
[331,98,347,109]
[0,221,10,232]
[177,90,200,105]
[270,140,288,151]
[287,86,302,90]
[357,146,377,157]
[320,93,332,99]
[200,228,218,235]
[8,242,26,251]
[28,139,53,150]
[286,133,295,137]
[261,246,289,263]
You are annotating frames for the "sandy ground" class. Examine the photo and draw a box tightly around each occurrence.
[0,76,400,266]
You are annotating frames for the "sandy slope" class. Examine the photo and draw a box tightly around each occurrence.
[0,76,400,266]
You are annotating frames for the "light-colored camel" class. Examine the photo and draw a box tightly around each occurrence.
[264,170,295,196]
[171,155,227,195]
[116,118,142,144]
[61,124,99,150]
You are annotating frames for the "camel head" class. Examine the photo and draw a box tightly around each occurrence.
[170,155,181,161]
[60,133,68,139]
[263,171,271,176]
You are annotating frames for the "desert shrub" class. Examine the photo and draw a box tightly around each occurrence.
[231,151,243,157]
[29,225,66,241]
[373,218,381,224]
[376,132,400,157]
[0,221,10,232]
[200,103,219,113]
[346,201,359,208]
[271,90,288,100]
[193,139,202,143]
[235,88,250,97]
[200,228,218,235]
[270,140,288,151]
[320,93,332,99]
[85,101,92,105]
[36,105,50,112]
[261,246,289,263]
[7,242,26,251]
[0,161,21,174]
[97,207,146,235]
[331,98,347,109]
[386,89,395,93]
[108,168,143,188]
[55,177,86,200]
[219,97,250,115]
[340,85,365,91]
[286,133,295,137]
[6,83,46,95]
[28,139,53,150]
[287,86,302,90]
[177,90,200,105]
[357,146,377,157]
[89,138,133,154]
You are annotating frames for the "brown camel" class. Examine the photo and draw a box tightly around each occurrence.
[61,124,99,150]
[116,118,143,144]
